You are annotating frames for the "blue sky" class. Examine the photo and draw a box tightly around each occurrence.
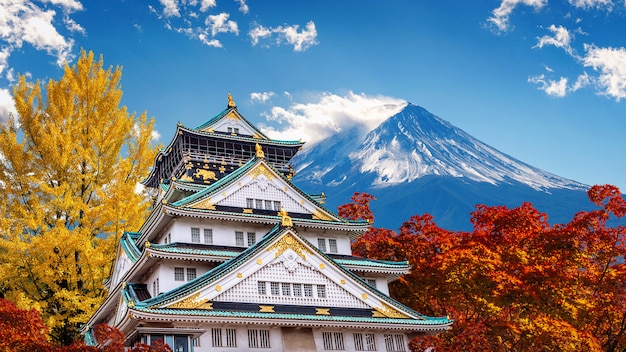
[1,0,625,191]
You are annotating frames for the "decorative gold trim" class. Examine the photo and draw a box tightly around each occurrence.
[225,111,239,120]
[340,279,346,284]
[259,305,275,313]
[190,197,216,210]
[256,259,263,265]
[145,241,151,248]
[216,285,222,292]
[373,302,410,319]
[268,233,311,260]
[315,308,330,315]
[128,301,135,308]
[243,208,253,214]
[255,143,265,158]
[362,293,367,300]
[179,174,193,182]
[237,272,242,278]
[312,210,333,221]
[319,263,325,269]
[167,293,213,310]
[250,164,275,181]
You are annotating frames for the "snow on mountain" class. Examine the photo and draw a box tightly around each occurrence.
[295,102,587,192]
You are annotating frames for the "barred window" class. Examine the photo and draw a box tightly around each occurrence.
[328,239,338,253]
[366,279,377,288]
[265,200,273,209]
[270,282,280,296]
[317,238,327,252]
[212,328,223,347]
[273,201,281,211]
[186,268,196,281]
[204,228,213,244]
[304,284,313,297]
[258,281,267,295]
[322,332,345,350]
[191,227,200,243]
[293,283,302,297]
[317,285,326,298]
[281,282,291,296]
[226,328,237,347]
[247,232,256,246]
[246,198,254,208]
[248,329,270,348]
[354,333,376,351]
[235,231,244,246]
[174,267,185,281]
[384,334,406,352]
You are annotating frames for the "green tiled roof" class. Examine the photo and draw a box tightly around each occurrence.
[132,306,452,326]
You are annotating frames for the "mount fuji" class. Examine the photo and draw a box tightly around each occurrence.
[292,103,593,231]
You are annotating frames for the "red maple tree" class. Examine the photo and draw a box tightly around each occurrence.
[342,185,626,351]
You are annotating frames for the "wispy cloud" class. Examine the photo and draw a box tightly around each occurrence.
[250,91,275,103]
[205,12,238,36]
[534,25,575,56]
[259,91,406,147]
[235,0,249,14]
[568,0,614,10]
[250,21,318,52]
[487,0,547,32]
[489,0,626,101]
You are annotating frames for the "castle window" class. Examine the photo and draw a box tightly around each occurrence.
[226,328,237,347]
[384,334,406,352]
[174,267,185,281]
[273,201,281,210]
[152,278,159,296]
[365,278,377,288]
[204,228,213,244]
[317,285,327,298]
[186,268,196,281]
[248,329,270,348]
[317,238,327,252]
[258,281,267,295]
[227,127,239,134]
[304,284,313,297]
[235,231,244,246]
[212,328,223,347]
[247,232,256,246]
[246,198,254,208]
[322,332,345,350]
[354,333,376,351]
[270,282,280,296]
[293,283,302,296]
[328,239,338,253]
[191,227,200,243]
[255,199,263,209]
[281,282,291,296]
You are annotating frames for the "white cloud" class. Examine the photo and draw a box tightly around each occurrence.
[159,0,180,17]
[0,0,83,75]
[250,91,275,103]
[582,44,626,101]
[205,13,238,36]
[259,91,406,147]
[199,0,216,12]
[572,72,591,91]
[487,0,547,32]
[568,0,614,10]
[0,88,17,124]
[534,25,575,56]
[236,0,249,14]
[249,21,318,52]
[528,74,569,97]
[198,33,222,47]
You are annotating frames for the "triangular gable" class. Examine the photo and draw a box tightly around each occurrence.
[173,157,341,222]
[141,226,423,320]
[195,107,269,140]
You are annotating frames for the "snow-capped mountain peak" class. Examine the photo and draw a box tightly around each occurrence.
[295,102,586,192]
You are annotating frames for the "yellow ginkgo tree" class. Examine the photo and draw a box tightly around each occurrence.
[0,50,159,344]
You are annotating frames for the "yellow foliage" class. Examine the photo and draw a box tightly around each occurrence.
[0,50,159,344]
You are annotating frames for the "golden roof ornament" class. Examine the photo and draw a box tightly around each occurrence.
[227,92,236,108]
[279,208,293,227]
[255,143,265,158]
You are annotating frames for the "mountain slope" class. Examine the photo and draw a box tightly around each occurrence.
[292,103,593,231]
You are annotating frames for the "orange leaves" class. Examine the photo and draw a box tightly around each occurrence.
[338,192,376,223]
[339,185,626,351]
